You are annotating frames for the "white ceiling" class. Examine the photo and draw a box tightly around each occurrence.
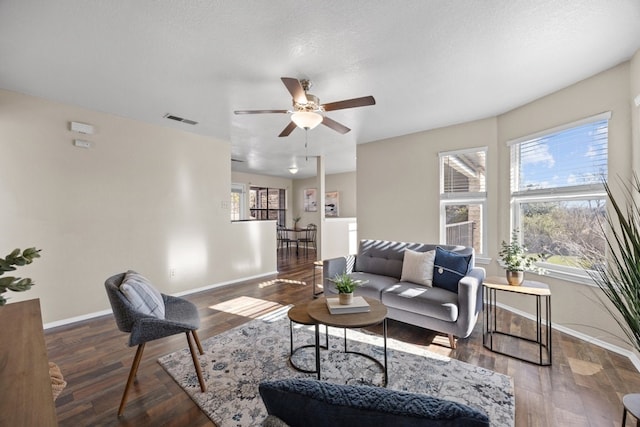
[1,1,639,179]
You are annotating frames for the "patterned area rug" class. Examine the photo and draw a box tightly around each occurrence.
[158,310,515,427]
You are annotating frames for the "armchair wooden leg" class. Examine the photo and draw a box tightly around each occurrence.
[448,334,457,349]
[192,330,204,355]
[186,332,206,392]
[118,342,145,416]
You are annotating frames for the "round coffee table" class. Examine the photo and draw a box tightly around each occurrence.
[287,303,328,374]
[307,296,388,386]
[622,393,640,426]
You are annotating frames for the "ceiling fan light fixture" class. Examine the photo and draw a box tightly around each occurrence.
[291,111,323,130]
[288,166,298,174]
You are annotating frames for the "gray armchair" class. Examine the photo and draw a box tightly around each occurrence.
[104,272,206,416]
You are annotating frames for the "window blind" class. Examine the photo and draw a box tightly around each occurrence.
[440,150,486,194]
[511,119,608,194]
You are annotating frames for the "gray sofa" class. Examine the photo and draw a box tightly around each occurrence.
[323,239,485,348]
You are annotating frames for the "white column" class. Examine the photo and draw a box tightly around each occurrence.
[316,156,325,260]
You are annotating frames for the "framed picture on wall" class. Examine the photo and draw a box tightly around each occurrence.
[304,188,318,212]
[325,191,339,217]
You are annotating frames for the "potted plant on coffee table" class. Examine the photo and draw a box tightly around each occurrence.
[329,273,367,305]
[499,229,543,285]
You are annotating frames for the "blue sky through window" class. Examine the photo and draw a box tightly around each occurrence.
[517,120,608,191]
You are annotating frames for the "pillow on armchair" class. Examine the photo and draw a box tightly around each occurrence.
[259,378,490,427]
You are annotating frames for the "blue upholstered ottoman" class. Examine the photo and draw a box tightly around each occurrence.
[259,378,490,427]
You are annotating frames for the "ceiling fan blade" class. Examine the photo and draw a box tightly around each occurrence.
[278,121,297,137]
[281,77,308,104]
[322,96,376,112]
[234,109,288,115]
[322,116,351,134]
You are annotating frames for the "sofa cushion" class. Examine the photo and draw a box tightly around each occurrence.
[259,378,490,427]
[350,272,400,299]
[401,249,435,286]
[382,283,459,322]
[119,270,165,318]
[433,247,472,293]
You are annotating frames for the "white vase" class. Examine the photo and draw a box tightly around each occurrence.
[339,293,353,305]
[506,271,524,286]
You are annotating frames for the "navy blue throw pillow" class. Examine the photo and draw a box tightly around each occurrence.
[433,247,472,293]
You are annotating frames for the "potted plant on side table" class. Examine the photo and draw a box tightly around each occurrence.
[499,230,543,285]
[329,273,367,305]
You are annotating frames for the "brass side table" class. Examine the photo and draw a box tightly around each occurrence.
[483,275,552,366]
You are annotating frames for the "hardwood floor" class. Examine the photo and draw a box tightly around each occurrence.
[45,251,640,426]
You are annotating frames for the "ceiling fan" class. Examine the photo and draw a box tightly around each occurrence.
[234,77,375,137]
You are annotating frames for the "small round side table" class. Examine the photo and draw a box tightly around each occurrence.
[622,393,640,426]
[288,303,327,374]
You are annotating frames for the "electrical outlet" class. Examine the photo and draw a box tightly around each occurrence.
[169,268,176,278]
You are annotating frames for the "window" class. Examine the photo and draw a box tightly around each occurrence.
[249,186,286,227]
[439,147,487,256]
[230,183,245,221]
[508,112,609,276]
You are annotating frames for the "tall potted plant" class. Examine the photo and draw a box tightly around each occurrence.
[588,175,640,352]
[499,229,543,285]
[0,247,41,305]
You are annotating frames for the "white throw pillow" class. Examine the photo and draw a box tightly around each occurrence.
[119,270,166,318]
[400,249,436,287]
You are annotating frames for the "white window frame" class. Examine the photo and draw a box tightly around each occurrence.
[231,183,245,221]
[438,147,488,259]
[507,112,610,284]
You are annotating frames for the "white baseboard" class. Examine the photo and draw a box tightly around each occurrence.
[43,270,278,330]
[494,301,640,372]
[170,271,278,297]
[44,308,113,329]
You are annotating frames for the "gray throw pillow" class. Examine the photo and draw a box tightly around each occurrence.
[119,270,165,318]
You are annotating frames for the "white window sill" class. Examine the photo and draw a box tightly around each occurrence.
[515,267,597,287]
[494,260,597,287]
[475,256,492,266]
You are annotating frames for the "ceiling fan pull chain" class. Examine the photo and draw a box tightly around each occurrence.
[305,129,309,161]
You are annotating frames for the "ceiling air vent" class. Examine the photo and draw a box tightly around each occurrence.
[163,113,198,125]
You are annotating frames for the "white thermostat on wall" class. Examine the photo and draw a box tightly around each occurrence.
[73,139,92,149]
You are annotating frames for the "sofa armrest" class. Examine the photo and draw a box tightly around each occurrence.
[455,267,485,338]
[323,255,356,290]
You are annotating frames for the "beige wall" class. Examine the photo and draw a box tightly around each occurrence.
[1,89,276,324]
[631,50,640,174]
[357,117,498,247]
[357,60,636,351]
[291,171,357,227]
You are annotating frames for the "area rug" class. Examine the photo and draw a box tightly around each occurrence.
[158,309,515,427]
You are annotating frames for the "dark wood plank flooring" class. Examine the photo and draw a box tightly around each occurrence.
[45,251,640,426]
